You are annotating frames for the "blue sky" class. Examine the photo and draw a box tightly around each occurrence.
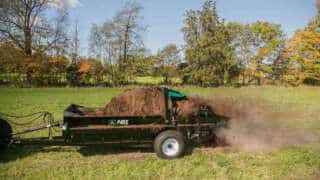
[67,0,318,55]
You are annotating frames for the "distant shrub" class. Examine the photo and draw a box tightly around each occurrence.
[66,62,81,87]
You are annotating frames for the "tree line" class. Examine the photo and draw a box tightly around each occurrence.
[0,0,319,87]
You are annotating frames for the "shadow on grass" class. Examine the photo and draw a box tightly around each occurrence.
[0,142,197,163]
[0,145,73,163]
[77,144,154,157]
[78,143,196,157]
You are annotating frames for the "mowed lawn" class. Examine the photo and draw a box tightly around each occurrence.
[0,86,320,179]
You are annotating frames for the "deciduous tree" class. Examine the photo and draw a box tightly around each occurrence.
[157,44,181,83]
[284,30,320,85]
[249,21,285,84]
[307,0,320,32]
[182,0,237,86]
[0,0,68,56]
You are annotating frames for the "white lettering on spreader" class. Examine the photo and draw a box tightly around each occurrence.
[109,120,129,126]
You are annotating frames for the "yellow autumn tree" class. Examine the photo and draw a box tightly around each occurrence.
[284,30,320,85]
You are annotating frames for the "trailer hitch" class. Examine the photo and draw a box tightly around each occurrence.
[0,111,62,141]
[12,121,61,140]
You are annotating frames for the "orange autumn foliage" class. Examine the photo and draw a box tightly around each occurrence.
[78,59,105,83]
[79,62,91,74]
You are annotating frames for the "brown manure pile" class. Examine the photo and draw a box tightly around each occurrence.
[175,96,210,122]
[89,88,210,121]
[101,88,167,117]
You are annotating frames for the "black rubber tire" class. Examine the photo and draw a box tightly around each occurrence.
[0,119,12,151]
[153,130,185,159]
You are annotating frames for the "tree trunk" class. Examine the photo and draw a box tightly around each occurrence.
[257,77,261,85]
[123,25,129,64]
[242,71,246,85]
[164,72,169,84]
[24,27,32,56]
[224,67,229,85]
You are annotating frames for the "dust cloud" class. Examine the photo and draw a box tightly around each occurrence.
[207,97,319,150]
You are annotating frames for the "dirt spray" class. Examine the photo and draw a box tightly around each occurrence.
[207,97,319,150]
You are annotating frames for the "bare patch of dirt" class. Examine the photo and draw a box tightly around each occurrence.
[115,152,151,161]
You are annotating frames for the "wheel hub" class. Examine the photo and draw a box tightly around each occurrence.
[162,138,179,157]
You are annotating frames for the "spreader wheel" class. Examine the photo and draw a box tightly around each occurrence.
[153,130,185,159]
[0,119,12,151]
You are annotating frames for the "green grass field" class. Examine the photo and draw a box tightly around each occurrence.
[0,86,320,179]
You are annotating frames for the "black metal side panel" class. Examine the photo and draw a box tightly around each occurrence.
[62,104,165,141]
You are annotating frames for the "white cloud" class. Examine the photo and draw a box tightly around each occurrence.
[52,0,81,9]
[63,0,81,8]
